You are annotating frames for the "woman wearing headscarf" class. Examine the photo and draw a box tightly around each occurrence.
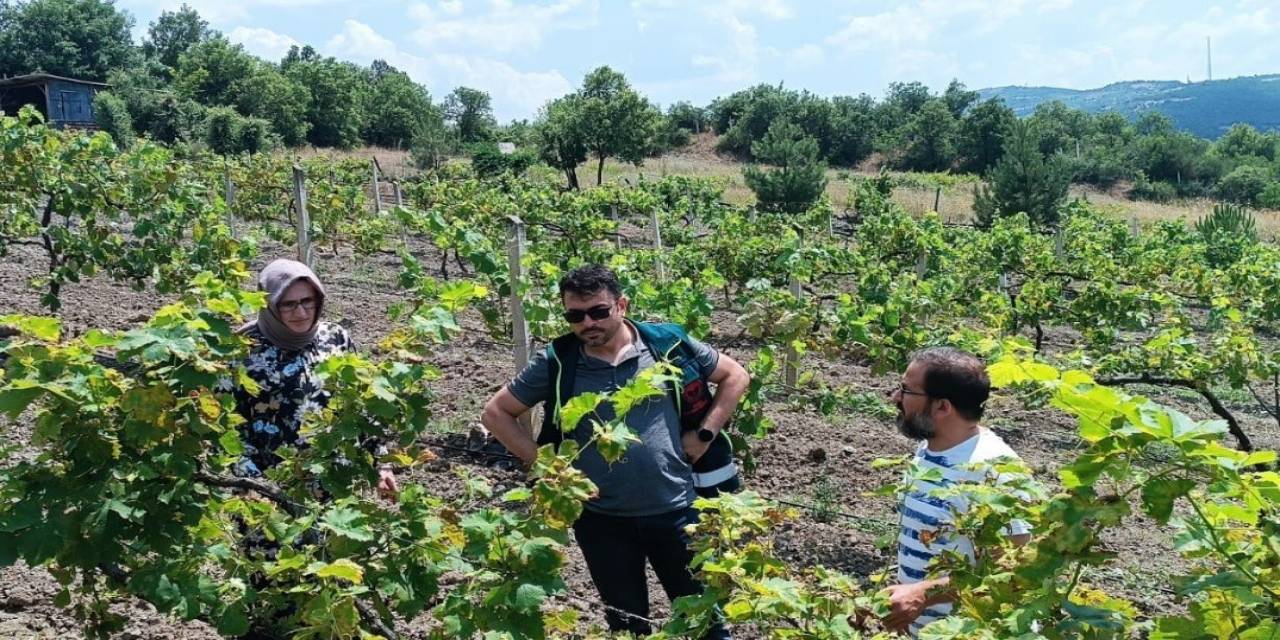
[232,258,397,495]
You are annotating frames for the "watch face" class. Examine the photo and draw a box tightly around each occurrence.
[698,428,715,442]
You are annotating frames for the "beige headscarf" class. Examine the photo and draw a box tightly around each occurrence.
[240,259,326,351]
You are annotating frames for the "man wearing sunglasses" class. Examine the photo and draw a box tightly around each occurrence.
[885,347,1032,636]
[481,264,748,639]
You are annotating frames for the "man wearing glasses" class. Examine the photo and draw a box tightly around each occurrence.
[481,264,748,639]
[885,347,1032,636]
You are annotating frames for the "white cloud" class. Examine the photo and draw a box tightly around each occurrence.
[786,44,824,68]
[228,26,302,61]
[430,54,573,119]
[323,19,571,121]
[439,0,463,16]
[410,0,599,54]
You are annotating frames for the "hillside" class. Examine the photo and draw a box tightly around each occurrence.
[979,74,1280,138]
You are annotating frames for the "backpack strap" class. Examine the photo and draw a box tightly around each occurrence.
[634,323,739,489]
[537,333,581,447]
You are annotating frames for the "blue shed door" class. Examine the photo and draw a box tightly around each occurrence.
[56,90,90,122]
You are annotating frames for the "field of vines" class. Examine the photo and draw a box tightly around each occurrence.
[2,107,1279,639]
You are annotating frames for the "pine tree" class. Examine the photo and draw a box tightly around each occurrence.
[974,120,1070,228]
[743,119,828,214]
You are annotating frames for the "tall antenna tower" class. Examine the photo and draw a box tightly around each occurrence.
[1207,36,1213,82]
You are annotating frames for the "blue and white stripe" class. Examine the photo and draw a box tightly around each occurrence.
[896,428,1031,636]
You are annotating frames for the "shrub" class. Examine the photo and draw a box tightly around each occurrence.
[93,91,134,148]
[1215,165,1276,205]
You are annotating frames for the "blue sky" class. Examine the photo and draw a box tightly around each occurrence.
[115,0,1280,121]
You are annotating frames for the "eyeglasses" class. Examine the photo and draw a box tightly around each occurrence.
[278,297,317,315]
[895,382,929,397]
[563,304,613,324]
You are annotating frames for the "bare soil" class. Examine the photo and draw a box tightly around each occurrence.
[2,223,1277,638]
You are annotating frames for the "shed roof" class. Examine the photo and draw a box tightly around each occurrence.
[0,73,109,89]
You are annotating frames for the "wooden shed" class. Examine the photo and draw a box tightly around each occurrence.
[0,73,108,129]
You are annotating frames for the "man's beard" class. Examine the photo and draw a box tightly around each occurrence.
[577,324,612,346]
[896,408,936,440]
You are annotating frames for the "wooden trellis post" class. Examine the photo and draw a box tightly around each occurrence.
[371,159,382,214]
[1055,228,1065,260]
[507,216,532,432]
[933,186,941,214]
[915,251,928,279]
[223,170,236,238]
[786,274,802,388]
[292,165,313,269]
[611,204,622,250]
[393,181,404,207]
[651,208,666,281]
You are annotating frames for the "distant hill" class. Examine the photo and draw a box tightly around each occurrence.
[978,75,1280,138]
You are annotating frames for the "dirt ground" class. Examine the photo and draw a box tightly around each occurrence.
[2,220,1277,639]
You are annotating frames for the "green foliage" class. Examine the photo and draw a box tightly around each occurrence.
[532,95,588,190]
[142,4,213,69]
[443,86,496,144]
[974,120,1070,228]
[1194,202,1258,267]
[364,60,439,149]
[1214,164,1277,206]
[897,99,958,171]
[470,143,537,179]
[281,46,367,149]
[743,119,829,214]
[575,66,663,185]
[0,0,136,79]
[957,98,1016,174]
[92,90,134,147]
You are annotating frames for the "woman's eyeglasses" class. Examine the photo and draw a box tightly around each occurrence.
[279,297,317,314]
[563,304,613,324]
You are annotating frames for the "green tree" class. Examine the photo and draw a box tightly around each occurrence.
[1028,100,1094,156]
[0,0,136,79]
[142,4,213,69]
[974,120,1070,228]
[743,119,828,214]
[576,66,661,185]
[666,101,707,133]
[1214,123,1277,162]
[443,86,496,144]
[1215,165,1276,205]
[941,78,979,118]
[282,46,368,149]
[898,99,957,171]
[826,94,877,167]
[533,95,587,190]
[92,90,133,146]
[364,60,438,148]
[958,98,1016,174]
[174,37,258,106]
[230,66,310,146]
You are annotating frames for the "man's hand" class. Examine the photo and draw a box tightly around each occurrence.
[377,468,399,497]
[883,581,931,633]
[682,430,711,463]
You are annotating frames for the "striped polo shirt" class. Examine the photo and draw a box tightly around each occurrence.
[897,427,1031,636]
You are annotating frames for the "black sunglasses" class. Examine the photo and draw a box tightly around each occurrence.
[563,304,613,324]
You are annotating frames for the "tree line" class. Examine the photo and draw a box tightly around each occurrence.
[4,0,1280,209]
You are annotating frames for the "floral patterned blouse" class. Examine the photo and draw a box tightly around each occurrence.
[230,321,353,477]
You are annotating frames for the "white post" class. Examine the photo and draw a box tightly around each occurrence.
[998,272,1009,292]
[786,275,802,388]
[915,251,928,279]
[507,216,532,433]
[371,159,382,214]
[611,203,622,250]
[292,165,313,269]
[650,208,666,281]
[393,181,403,207]
[1055,228,1065,260]
[1129,217,1140,237]
[223,171,236,238]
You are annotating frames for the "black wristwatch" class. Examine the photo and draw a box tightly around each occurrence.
[697,427,716,443]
